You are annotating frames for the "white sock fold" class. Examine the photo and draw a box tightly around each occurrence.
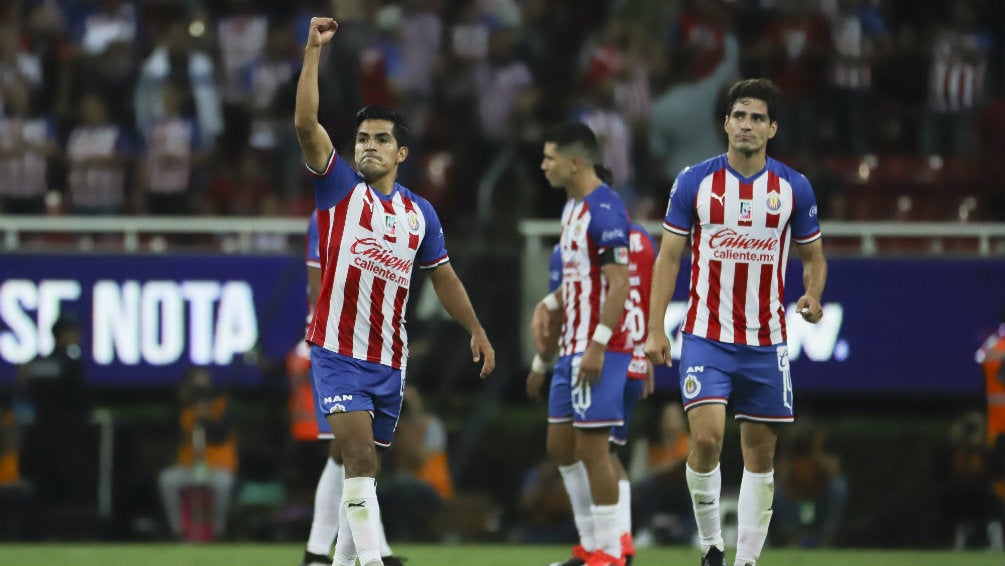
[306,458,343,555]
[735,468,774,566]
[558,461,597,551]
[686,463,724,553]
[343,476,382,566]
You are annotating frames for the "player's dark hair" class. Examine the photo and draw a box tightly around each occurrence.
[355,104,412,148]
[543,122,601,164]
[725,78,783,122]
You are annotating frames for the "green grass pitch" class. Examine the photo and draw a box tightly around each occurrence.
[0,543,997,566]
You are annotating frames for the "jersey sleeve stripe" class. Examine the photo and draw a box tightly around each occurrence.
[419,254,449,269]
[664,221,690,235]
[305,150,337,177]
[793,229,821,244]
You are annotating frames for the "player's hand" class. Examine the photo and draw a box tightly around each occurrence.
[306,17,338,48]
[526,370,546,401]
[645,332,673,367]
[576,342,604,387]
[530,301,555,355]
[795,295,823,323]
[470,328,496,378]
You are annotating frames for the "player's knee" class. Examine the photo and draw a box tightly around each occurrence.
[689,431,723,460]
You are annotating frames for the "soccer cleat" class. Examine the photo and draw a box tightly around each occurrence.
[547,544,592,566]
[300,551,330,566]
[381,556,408,566]
[620,533,635,566]
[584,550,626,566]
[700,547,725,566]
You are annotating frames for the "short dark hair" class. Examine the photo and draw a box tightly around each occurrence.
[542,122,600,163]
[725,78,782,122]
[355,104,412,148]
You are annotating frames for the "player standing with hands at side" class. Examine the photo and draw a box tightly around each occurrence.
[295,16,495,566]
[531,123,632,566]
[645,79,828,566]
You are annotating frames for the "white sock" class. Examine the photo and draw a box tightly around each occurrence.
[592,503,622,558]
[617,479,632,537]
[735,468,774,566]
[332,493,355,566]
[343,477,382,566]
[686,463,724,553]
[306,458,343,555]
[377,512,393,556]
[559,462,596,551]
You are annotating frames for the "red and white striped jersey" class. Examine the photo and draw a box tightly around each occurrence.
[928,31,988,112]
[663,155,821,347]
[625,223,656,379]
[305,151,448,370]
[557,184,632,357]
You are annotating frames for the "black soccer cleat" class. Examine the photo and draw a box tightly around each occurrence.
[381,556,408,566]
[700,547,726,566]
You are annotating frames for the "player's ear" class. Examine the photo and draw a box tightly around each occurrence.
[397,145,408,164]
[767,120,777,139]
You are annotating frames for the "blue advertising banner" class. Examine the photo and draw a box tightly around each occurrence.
[0,253,308,387]
[653,257,1005,395]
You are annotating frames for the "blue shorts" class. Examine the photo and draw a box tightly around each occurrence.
[310,345,405,447]
[610,377,646,445]
[549,351,631,429]
[678,333,794,423]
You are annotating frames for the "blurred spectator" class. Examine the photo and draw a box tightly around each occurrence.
[750,0,831,156]
[135,21,223,151]
[398,0,444,139]
[511,460,576,544]
[771,420,848,548]
[65,93,133,214]
[822,0,888,156]
[139,83,205,215]
[574,78,636,213]
[244,22,298,155]
[0,23,43,108]
[649,32,737,196]
[919,1,991,157]
[0,384,34,540]
[379,385,452,541]
[628,401,694,546]
[0,80,57,214]
[359,4,405,109]
[215,1,268,107]
[976,303,1005,542]
[936,411,1004,550]
[670,0,730,81]
[158,366,238,541]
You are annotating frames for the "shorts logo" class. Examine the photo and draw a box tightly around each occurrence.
[776,346,790,372]
[571,356,591,418]
[323,395,353,403]
[683,374,701,399]
[330,404,346,413]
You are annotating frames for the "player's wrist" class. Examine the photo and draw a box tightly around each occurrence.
[530,354,550,374]
[540,294,560,312]
[591,323,613,346]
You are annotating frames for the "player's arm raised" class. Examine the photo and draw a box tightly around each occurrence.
[427,263,496,378]
[294,17,338,172]
[645,232,687,367]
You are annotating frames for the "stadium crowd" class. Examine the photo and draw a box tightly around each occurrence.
[0,0,1002,240]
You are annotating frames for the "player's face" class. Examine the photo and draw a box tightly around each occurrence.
[540,142,573,189]
[724,98,777,156]
[355,119,407,181]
